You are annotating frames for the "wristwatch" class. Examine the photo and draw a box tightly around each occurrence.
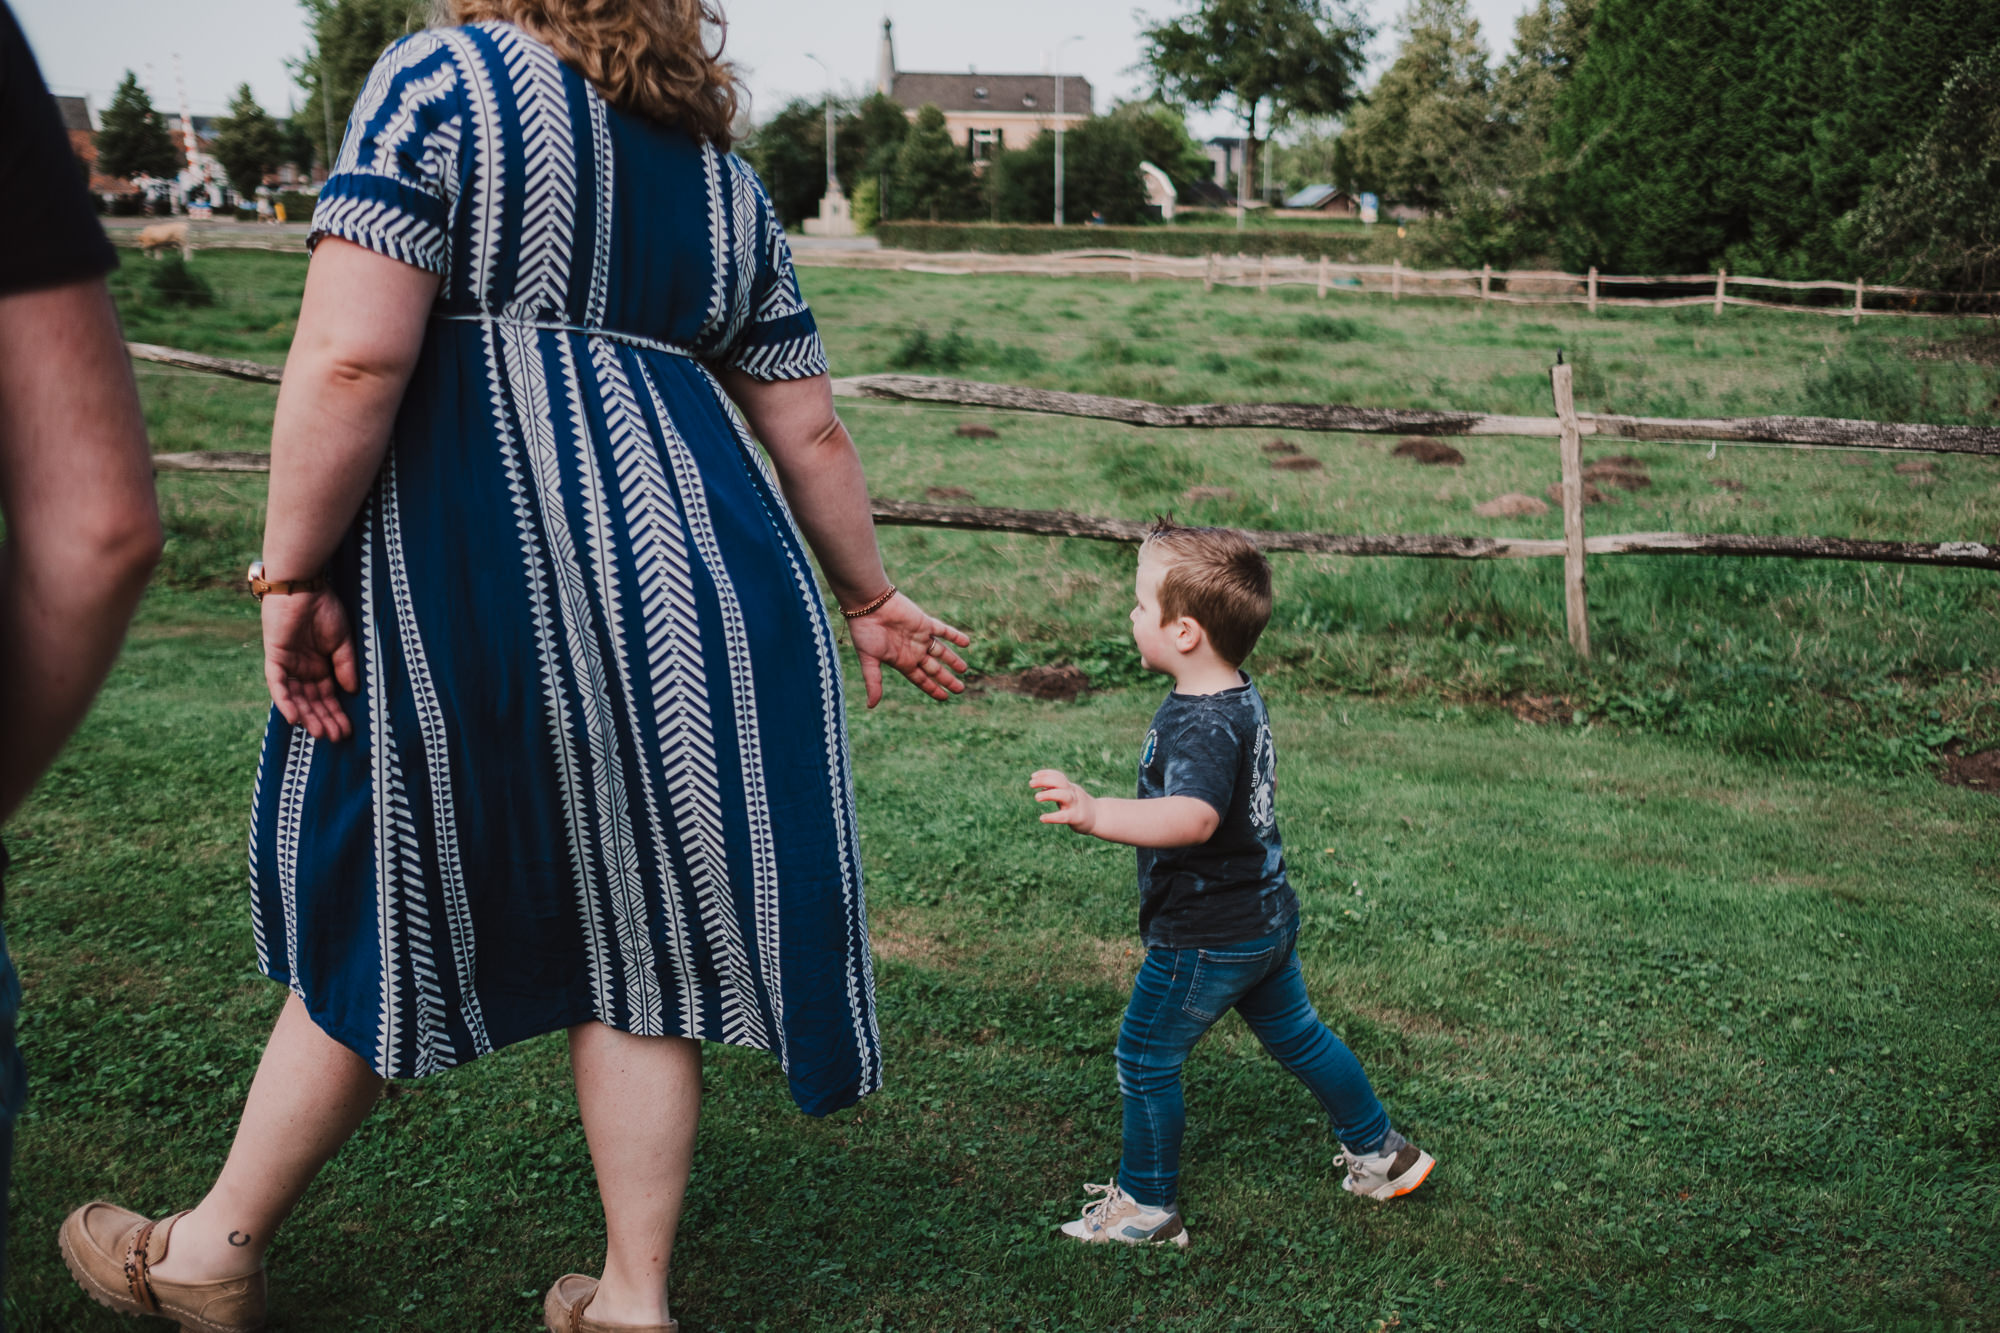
[247,561,328,602]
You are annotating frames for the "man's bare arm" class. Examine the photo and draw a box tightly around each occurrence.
[0,277,162,822]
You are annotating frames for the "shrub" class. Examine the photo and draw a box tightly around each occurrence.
[875,221,1389,260]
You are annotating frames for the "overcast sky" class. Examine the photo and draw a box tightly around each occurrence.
[21,0,1534,140]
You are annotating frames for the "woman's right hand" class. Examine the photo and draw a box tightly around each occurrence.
[846,592,970,708]
[263,589,360,742]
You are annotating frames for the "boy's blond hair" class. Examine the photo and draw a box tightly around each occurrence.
[1141,522,1273,666]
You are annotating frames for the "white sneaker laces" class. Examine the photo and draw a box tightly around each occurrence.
[1077,1181,1127,1230]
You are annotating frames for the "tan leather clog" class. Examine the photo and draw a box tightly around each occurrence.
[58,1202,265,1333]
[543,1273,678,1332]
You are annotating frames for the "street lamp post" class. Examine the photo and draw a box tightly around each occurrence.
[1053,34,1083,227]
[805,52,837,195]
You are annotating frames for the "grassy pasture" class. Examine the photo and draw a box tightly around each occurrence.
[5,249,1995,1329]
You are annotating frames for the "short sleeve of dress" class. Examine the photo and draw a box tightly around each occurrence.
[721,163,829,382]
[308,33,463,275]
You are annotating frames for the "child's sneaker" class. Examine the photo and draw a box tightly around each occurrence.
[1058,1182,1192,1248]
[1339,1131,1435,1201]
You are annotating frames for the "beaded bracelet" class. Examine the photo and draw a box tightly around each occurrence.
[840,583,898,619]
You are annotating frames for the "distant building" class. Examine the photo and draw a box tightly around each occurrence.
[875,18,1090,171]
[1281,184,1358,216]
[53,94,140,198]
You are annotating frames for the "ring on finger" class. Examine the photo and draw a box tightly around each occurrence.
[927,635,944,657]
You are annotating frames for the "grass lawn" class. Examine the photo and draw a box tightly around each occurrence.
[5,249,1994,1329]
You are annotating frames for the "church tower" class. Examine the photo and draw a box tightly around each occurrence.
[875,17,896,96]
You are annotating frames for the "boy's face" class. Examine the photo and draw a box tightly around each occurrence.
[1130,550,1181,673]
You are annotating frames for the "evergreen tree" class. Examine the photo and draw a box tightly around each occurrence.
[890,105,976,222]
[293,0,432,171]
[1553,0,2000,276]
[212,84,285,198]
[1341,0,1499,212]
[96,71,181,182]
[1140,0,1371,198]
[1860,42,2000,293]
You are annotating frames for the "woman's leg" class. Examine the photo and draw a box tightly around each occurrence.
[149,993,385,1282]
[569,1022,701,1326]
[1234,948,1392,1154]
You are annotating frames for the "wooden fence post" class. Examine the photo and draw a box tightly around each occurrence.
[1129,252,1139,284]
[1317,255,1328,299]
[1481,263,1492,302]
[1714,268,1726,316]
[1551,361,1591,659]
[1204,253,1215,292]
[1392,258,1401,300]
[1587,265,1598,315]
[1260,254,1270,295]
[1853,278,1863,324]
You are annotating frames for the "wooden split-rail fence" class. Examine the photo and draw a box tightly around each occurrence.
[127,341,1999,660]
[789,247,1988,321]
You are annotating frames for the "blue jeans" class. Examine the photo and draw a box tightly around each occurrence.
[1116,920,1389,1208]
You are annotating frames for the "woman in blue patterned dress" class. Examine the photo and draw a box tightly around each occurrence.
[57,3,967,1328]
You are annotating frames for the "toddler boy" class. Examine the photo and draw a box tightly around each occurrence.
[1030,523,1433,1248]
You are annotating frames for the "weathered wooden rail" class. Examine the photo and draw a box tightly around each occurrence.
[129,343,1998,658]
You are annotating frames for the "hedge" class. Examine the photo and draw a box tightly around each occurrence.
[873,222,1385,260]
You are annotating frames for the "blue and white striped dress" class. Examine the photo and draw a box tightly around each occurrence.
[249,21,878,1115]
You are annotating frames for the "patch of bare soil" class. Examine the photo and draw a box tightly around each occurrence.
[1583,461,1651,491]
[1710,477,1746,492]
[1506,694,1577,725]
[953,423,1000,439]
[1940,746,2000,793]
[1393,438,1466,465]
[1474,491,1548,517]
[924,485,976,502]
[1547,480,1609,505]
[1270,455,1323,471]
[1590,453,1644,469]
[1262,438,1301,455]
[1893,459,1934,476]
[1908,329,2000,365]
[985,664,1091,702]
[1182,485,1237,503]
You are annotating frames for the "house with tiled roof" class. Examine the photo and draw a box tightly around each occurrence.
[52,93,140,197]
[874,18,1089,170]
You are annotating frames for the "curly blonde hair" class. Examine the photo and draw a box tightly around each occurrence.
[447,0,742,146]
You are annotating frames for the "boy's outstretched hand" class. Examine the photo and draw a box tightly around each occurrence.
[1031,768,1097,834]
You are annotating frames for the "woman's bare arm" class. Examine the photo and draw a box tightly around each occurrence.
[711,367,969,707]
[259,239,439,742]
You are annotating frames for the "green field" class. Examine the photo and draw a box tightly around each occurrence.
[6,249,1996,1329]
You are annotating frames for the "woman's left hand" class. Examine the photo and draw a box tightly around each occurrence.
[263,588,360,742]
[846,592,970,708]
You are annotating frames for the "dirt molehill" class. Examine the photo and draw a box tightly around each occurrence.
[1182,485,1238,503]
[1941,747,2000,793]
[924,485,976,503]
[1582,461,1651,491]
[953,423,1000,439]
[1270,455,1323,472]
[1012,664,1091,702]
[1710,477,1746,493]
[1548,480,1609,505]
[1393,438,1466,466]
[1262,439,1302,455]
[1474,491,1548,518]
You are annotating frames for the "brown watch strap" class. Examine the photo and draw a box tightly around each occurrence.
[248,562,328,601]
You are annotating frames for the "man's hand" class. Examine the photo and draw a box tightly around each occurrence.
[1031,768,1097,834]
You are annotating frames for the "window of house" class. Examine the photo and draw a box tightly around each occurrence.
[971,126,1002,162]
[1021,93,1037,108]
[974,87,989,100]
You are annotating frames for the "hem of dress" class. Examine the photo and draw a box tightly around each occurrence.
[255,968,878,1116]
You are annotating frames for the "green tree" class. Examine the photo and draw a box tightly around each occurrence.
[986,118,1150,224]
[293,0,432,172]
[1860,42,2000,293]
[1341,0,1499,212]
[1105,100,1211,197]
[212,84,285,197]
[742,92,910,229]
[1552,0,2000,276]
[95,71,182,182]
[1139,0,1371,197]
[281,115,318,178]
[1269,125,1355,197]
[890,105,976,222]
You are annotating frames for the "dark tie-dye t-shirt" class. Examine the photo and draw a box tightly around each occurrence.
[1134,676,1298,950]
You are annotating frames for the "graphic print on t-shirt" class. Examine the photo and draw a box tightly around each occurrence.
[1249,723,1276,832]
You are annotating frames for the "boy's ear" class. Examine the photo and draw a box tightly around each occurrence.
[1170,615,1205,655]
